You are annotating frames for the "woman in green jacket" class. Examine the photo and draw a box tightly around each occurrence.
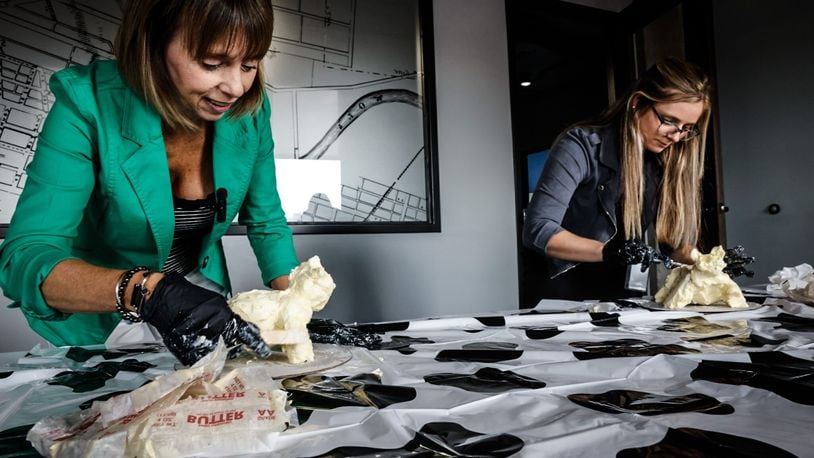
[0,0,298,365]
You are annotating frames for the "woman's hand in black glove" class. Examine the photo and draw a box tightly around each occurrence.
[723,245,756,278]
[603,239,658,272]
[140,273,272,366]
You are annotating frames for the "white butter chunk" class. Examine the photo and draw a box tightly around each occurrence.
[229,256,336,363]
[655,246,748,309]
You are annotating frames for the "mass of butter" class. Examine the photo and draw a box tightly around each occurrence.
[229,256,336,363]
[655,246,748,309]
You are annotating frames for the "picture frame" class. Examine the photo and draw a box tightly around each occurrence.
[234,0,441,235]
[0,0,440,236]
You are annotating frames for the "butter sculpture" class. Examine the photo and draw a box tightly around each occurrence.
[229,256,336,363]
[655,246,748,309]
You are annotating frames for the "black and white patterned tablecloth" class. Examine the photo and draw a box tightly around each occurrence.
[1,297,813,457]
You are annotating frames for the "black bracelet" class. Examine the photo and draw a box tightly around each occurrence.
[115,266,148,323]
[130,271,154,317]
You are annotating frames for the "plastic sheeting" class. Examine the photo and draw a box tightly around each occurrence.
[2,296,813,457]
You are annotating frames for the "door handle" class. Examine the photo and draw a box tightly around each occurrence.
[767,203,781,215]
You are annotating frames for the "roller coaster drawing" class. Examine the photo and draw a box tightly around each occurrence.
[291,88,426,224]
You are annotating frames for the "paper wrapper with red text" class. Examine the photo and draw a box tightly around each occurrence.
[27,341,290,457]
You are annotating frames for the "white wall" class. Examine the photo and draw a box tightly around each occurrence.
[0,0,518,351]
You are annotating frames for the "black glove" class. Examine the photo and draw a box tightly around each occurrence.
[603,239,658,272]
[723,245,756,278]
[141,273,272,366]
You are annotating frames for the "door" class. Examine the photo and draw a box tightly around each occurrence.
[508,0,725,307]
[506,0,626,307]
[711,0,814,283]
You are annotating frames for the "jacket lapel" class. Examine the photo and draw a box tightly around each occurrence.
[209,115,252,237]
[596,123,621,229]
[597,123,620,173]
[119,92,174,265]
[116,92,254,264]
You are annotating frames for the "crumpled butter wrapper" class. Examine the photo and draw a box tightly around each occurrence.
[767,263,814,304]
[27,341,290,457]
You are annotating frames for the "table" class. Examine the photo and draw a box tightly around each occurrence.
[1,295,813,457]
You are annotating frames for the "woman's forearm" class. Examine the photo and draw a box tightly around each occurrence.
[545,230,606,263]
[41,259,162,313]
[269,274,290,290]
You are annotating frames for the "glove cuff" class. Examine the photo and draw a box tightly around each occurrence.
[115,266,149,323]
[601,238,618,263]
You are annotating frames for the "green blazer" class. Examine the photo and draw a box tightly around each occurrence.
[0,60,298,346]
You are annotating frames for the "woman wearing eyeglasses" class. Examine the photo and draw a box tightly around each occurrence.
[522,57,711,300]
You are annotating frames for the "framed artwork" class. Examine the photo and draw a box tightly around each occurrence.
[260,0,440,234]
[0,0,440,236]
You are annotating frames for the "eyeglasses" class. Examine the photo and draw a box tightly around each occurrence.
[650,106,700,141]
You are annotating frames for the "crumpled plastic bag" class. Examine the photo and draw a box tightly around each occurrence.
[767,263,814,304]
[27,341,290,457]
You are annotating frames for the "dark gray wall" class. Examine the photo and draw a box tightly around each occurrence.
[0,0,518,352]
[713,0,814,282]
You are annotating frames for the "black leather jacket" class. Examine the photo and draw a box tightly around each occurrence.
[523,123,662,278]
[523,124,663,278]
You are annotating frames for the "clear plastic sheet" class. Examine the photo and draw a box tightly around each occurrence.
[25,343,290,457]
[307,318,383,348]
[224,343,353,378]
[2,296,814,457]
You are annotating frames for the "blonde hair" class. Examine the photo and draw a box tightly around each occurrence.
[114,0,274,132]
[586,57,711,249]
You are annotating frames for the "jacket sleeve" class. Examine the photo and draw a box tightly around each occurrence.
[522,129,592,256]
[0,70,96,320]
[239,94,299,284]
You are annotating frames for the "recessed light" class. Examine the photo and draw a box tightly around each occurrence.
[520,81,531,87]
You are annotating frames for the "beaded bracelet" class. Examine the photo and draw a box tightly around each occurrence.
[115,266,149,322]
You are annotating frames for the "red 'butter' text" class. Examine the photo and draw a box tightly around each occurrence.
[203,392,245,400]
[187,410,244,426]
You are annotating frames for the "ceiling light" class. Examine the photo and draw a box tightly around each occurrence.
[520,81,531,87]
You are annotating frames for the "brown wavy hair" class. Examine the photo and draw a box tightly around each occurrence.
[114,0,274,131]
[584,57,711,249]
